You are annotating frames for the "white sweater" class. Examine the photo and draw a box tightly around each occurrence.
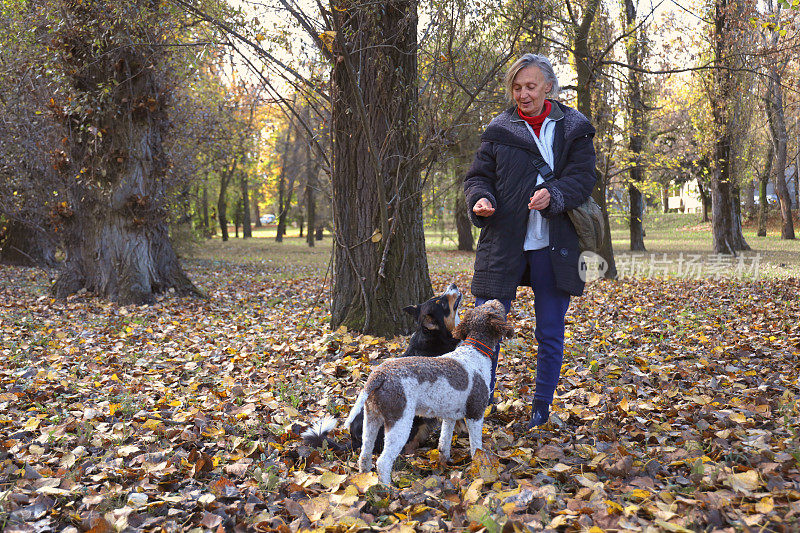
[523,118,556,251]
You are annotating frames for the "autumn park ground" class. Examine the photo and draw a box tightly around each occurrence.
[1,214,800,532]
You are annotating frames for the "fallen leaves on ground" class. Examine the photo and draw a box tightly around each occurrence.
[1,261,799,532]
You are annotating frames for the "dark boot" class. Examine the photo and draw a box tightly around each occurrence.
[527,400,550,429]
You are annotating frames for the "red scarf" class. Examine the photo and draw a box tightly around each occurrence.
[517,100,552,138]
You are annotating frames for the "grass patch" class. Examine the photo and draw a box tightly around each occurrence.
[192,212,799,279]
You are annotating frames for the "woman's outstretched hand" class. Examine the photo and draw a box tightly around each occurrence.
[528,189,551,210]
[473,198,495,217]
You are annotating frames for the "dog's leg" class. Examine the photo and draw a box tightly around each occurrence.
[359,408,382,473]
[437,418,456,463]
[376,414,414,485]
[464,418,484,456]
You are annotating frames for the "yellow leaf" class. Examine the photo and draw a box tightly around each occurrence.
[605,500,624,514]
[370,228,382,243]
[728,412,747,423]
[348,472,380,493]
[630,489,651,501]
[319,471,347,489]
[728,469,760,493]
[588,392,601,407]
[466,504,490,523]
[463,478,484,504]
[24,417,41,431]
[142,419,162,430]
[756,496,774,514]
[468,449,500,483]
[619,397,629,412]
[299,496,329,521]
[109,403,121,416]
[318,31,337,53]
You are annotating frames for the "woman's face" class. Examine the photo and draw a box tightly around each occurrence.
[512,66,552,116]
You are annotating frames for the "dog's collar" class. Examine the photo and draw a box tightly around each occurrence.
[463,337,494,359]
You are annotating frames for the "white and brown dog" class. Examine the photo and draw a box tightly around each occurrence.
[346,299,513,485]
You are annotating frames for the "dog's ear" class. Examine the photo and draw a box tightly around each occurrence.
[488,312,514,340]
[403,305,420,320]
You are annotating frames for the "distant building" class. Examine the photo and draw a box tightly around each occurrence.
[667,180,703,213]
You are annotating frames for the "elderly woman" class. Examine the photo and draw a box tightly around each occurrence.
[464,54,596,429]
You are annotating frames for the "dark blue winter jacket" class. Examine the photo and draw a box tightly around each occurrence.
[464,101,597,299]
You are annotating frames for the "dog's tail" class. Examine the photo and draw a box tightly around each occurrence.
[300,415,338,448]
[344,390,367,428]
[302,391,367,450]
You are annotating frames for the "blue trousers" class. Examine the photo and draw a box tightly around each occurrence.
[476,248,570,404]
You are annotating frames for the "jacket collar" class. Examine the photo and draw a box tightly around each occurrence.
[481,100,592,152]
[482,101,565,151]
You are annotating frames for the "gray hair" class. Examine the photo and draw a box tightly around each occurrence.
[504,54,560,102]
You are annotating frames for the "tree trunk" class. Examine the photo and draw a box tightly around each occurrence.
[330,0,432,336]
[305,163,316,248]
[572,0,616,278]
[454,154,473,251]
[624,0,647,252]
[276,177,295,241]
[710,0,749,254]
[0,220,57,267]
[766,68,796,239]
[254,201,262,228]
[731,185,749,250]
[744,178,755,220]
[218,170,231,242]
[275,125,294,243]
[697,179,711,222]
[241,170,252,239]
[51,3,199,304]
[628,184,645,251]
[662,184,669,213]
[758,145,772,236]
[201,186,211,237]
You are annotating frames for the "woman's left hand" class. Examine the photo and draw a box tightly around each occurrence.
[528,188,551,210]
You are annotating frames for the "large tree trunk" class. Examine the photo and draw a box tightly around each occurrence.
[0,220,57,267]
[624,0,647,252]
[766,68,796,240]
[52,2,199,304]
[573,0,616,278]
[710,0,749,254]
[330,0,431,336]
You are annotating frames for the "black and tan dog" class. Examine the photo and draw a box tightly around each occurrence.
[302,283,463,452]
